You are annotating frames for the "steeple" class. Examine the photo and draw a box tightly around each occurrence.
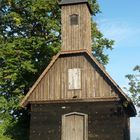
[59,0,92,52]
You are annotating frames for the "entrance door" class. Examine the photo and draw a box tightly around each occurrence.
[62,112,87,140]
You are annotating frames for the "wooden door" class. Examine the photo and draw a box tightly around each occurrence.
[62,112,87,140]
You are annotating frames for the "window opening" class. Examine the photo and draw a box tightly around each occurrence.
[70,14,79,25]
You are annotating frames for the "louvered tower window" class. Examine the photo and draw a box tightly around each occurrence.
[70,14,79,25]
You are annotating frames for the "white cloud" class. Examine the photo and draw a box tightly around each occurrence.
[96,18,140,47]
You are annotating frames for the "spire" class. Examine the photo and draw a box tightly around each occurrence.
[59,0,92,14]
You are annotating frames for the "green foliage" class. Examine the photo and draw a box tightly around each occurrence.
[0,96,13,140]
[0,0,114,139]
[91,22,114,65]
[125,65,140,106]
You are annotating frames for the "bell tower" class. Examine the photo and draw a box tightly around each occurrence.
[59,0,92,52]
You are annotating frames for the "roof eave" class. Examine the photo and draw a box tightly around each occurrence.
[59,2,93,14]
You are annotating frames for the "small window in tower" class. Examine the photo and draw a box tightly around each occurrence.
[68,68,81,90]
[70,14,79,25]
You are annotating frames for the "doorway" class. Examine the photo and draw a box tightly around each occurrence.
[62,112,88,140]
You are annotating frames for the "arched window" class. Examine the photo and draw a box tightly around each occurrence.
[70,14,79,25]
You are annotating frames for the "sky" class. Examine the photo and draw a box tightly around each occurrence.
[95,0,140,139]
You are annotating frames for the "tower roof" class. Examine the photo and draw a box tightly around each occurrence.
[59,0,92,14]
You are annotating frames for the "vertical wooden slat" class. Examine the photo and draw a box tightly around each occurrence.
[61,4,92,52]
[82,56,86,98]
[57,59,61,99]
[35,86,39,101]
[41,76,44,100]
[92,68,96,97]
[95,71,99,97]
[38,83,41,100]
[28,55,119,102]
[50,64,54,100]
[43,74,47,100]
[60,57,64,99]
[47,73,50,100]
[53,60,56,100]
[89,63,92,98]
[63,56,67,99]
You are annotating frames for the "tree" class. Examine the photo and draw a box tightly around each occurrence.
[125,65,140,107]
[0,0,114,139]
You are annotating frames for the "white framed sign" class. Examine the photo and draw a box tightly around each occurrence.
[68,68,81,90]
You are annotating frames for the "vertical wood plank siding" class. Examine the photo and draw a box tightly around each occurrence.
[29,54,118,102]
[61,4,92,52]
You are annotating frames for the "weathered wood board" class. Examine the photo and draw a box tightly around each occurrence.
[29,102,130,140]
[28,53,118,102]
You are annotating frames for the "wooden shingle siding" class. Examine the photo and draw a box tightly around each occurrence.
[29,54,118,102]
[61,4,92,52]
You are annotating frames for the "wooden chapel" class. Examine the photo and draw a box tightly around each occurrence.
[21,0,136,140]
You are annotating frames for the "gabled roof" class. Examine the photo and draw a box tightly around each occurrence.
[20,49,136,116]
[59,0,92,14]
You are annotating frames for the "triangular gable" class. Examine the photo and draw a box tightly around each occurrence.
[20,49,136,116]
[20,52,61,107]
